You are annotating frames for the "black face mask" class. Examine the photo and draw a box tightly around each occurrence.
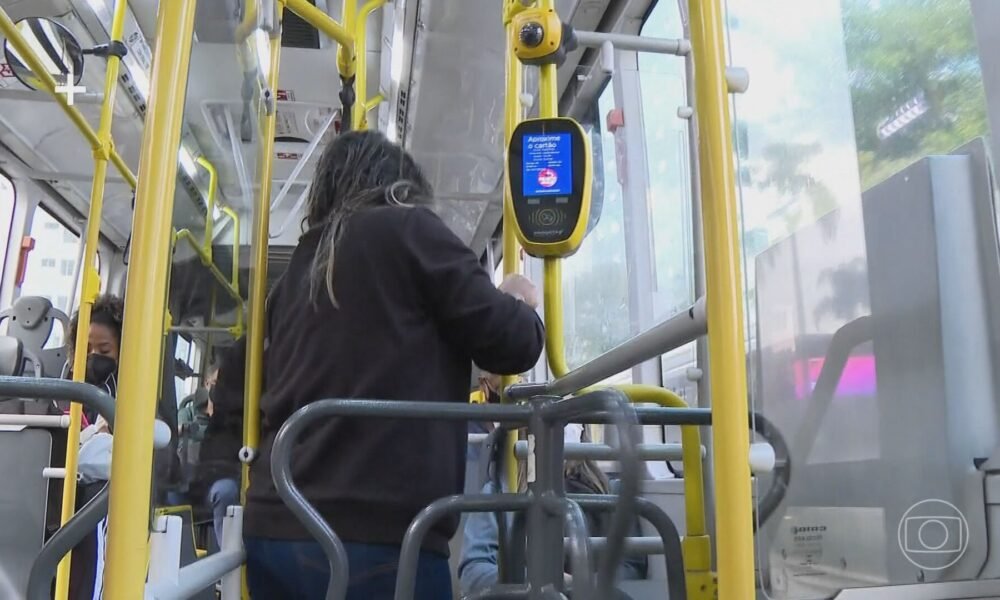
[85,354,118,387]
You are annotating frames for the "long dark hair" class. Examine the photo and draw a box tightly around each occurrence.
[305,129,433,306]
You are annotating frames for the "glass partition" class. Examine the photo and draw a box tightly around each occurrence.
[720,0,999,596]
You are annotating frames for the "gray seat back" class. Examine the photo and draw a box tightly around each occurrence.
[0,428,53,598]
[0,296,70,379]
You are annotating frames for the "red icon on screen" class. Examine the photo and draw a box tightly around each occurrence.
[538,168,558,188]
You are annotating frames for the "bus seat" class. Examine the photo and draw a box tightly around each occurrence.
[152,506,216,600]
[0,297,70,378]
[0,427,53,598]
[0,335,24,377]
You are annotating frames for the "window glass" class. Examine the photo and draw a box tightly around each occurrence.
[640,4,695,320]
[639,6,700,399]
[174,336,198,402]
[722,0,995,594]
[21,207,80,347]
[559,86,630,369]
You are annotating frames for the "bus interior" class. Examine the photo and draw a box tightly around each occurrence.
[0,0,999,599]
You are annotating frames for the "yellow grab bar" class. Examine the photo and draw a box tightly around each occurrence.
[220,206,241,290]
[501,10,526,492]
[103,0,199,595]
[243,6,284,500]
[284,0,356,78]
[174,229,245,337]
[616,384,713,597]
[352,0,388,129]
[51,0,131,595]
[690,0,756,596]
[0,7,137,189]
[196,156,219,251]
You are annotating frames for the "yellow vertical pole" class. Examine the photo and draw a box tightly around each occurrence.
[352,0,387,130]
[243,8,283,498]
[338,0,357,79]
[536,0,570,380]
[689,0,755,597]
[501,1,526,491]
[54,1,129,597]
[102,0,199,596]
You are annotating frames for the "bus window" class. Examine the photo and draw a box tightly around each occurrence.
[560,86,630,372]
[0,175,15,289]
[175,336,200,402]
[20,207,79,347]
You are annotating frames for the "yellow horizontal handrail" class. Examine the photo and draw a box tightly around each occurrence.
[284,0,356,78]
[174,229,244,337]
[0,7,138,189]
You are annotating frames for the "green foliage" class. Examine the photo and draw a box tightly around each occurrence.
[842,0,989,188]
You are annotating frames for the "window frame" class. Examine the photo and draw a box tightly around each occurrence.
[0,172,17,294]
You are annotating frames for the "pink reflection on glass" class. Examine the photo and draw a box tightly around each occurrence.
[794,354,877,399]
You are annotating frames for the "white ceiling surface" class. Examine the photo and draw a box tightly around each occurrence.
[0,0,632,256]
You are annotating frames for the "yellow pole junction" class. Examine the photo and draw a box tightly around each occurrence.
[284,0,356,79]
[352,0,388,130]
[501,0,527,492]
[689,0,756,596]
[102,0,199,596]
[48,0,130,596]
[0,8,137,189]
[243,5,284,501]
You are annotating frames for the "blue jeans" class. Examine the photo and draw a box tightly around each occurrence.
[244,537,452,600]
[208,478,240,547]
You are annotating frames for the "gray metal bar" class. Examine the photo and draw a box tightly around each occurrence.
[540,390,642,599]
[393,494,531,600]
[560,498,596,600]
[272,403,352,600]
[570,495,686,600]
[570,536,665,556]
[145,549,246,600]
[275,398,534,424]
[574,30,691,55]
[0,414,70,428]
[513,441,687,462]
[27,485,109,600]
[0,377,115,424]
[592,406,711,426]
[509,298,707,399]
[526,398,565,593]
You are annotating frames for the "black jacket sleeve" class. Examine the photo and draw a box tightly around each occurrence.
[404,207,545,375]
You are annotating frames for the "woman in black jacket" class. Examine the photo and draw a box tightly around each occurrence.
[243,130,545,600]
[191,338,246,548]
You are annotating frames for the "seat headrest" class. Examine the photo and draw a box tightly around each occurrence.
[0,336,24,377]
[9,296,55,330]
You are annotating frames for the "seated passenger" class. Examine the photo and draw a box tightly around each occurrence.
[243,130,545,600]
[458,424,648,598]
[172,366,217,505]
[64,294,124,600]
[190,338,246,548]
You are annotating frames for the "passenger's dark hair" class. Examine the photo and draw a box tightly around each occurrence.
[68,294,125,348]
[305,129,433,306]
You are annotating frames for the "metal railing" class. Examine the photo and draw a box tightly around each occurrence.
[270,389,693,600]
